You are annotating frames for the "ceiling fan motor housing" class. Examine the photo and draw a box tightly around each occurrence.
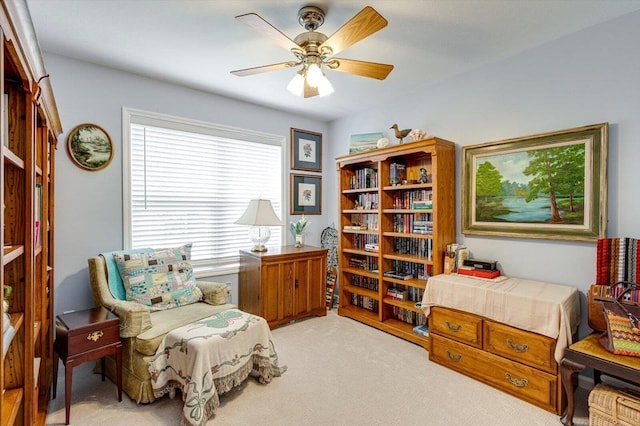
[298,6,325,31]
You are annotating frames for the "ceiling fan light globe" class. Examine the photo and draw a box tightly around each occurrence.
[287,73,305,96]
[306,63,323,88]
[318,75,334,97]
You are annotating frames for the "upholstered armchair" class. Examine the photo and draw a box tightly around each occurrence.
[88,251,235,403]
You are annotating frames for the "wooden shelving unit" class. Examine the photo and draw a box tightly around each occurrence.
[1,1,62,424]
[336,138,455,349]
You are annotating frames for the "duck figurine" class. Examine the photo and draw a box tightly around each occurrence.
[390,124,411,142]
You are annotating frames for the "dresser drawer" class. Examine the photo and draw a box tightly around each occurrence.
[55,307,120,358]
[430,334,559,413]
[430,307,482,348]
[484,320,557,374]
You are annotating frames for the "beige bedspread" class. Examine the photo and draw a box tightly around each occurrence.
[148,309,285,426]
[421,274,581,362]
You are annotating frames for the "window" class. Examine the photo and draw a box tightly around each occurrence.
[123,108,284,270]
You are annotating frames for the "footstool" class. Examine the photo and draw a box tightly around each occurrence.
[148,309,285,426]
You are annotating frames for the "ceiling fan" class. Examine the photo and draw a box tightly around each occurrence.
[230,5,394,98]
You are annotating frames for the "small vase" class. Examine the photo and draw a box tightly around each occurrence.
[295,234,304,248]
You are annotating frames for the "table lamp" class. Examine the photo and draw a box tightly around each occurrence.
[235,199,283,252]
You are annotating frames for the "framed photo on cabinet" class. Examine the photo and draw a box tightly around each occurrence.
[291,128,322,172]
[461,123,608,241]
[291,174,322,215]
[67,123,114,171]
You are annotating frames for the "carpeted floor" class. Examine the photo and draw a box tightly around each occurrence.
[46,310,590,425]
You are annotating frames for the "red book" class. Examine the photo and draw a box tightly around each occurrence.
[457,267,501,279]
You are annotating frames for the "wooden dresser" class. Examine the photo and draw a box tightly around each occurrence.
[423,274,580,415]
[239,245,328,328]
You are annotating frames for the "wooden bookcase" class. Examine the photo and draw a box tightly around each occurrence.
[1,1,62,424]
[336,138,455,349]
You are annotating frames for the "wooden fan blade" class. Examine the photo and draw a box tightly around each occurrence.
[231,61,296,76]
[330,58,394,80]
[236,13,300,52]
[320,6,387,56]
[304,80,319,98]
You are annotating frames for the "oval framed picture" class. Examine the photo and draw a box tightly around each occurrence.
[67,123,114,171]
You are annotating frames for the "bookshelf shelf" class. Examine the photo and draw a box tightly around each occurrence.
[336,138,456,348]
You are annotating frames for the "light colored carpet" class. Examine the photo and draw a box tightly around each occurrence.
[46,310,590,425]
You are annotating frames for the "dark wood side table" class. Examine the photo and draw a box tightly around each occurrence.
[560,332,640,425]
[52,306,122,425]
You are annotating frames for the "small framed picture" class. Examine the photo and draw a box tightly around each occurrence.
[291,174,322,215]
[291,128,322,172]
[67,123,114,171]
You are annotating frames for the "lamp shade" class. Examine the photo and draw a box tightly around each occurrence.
[235,199,283,226]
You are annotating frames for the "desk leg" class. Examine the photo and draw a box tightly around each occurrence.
[52,349,59,399]
[559,357,586,426]
[116,343,123,402]
[64,359,77,426]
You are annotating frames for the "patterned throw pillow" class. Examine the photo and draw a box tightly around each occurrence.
[113,244,203,311]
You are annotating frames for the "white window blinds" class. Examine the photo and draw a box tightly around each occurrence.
[123,108,284,264]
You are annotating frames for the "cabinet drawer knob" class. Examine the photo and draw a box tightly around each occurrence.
[505,372,528,388]
[87,330,104,342]
[445,350,462,362]
[506,338,529,353]
[445,321,461,332]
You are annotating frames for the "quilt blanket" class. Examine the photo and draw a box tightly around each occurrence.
[148,309,285,425]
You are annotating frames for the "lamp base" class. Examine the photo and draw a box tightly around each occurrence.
[251,244,268,252]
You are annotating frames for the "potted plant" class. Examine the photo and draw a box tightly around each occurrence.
[290,215,309,247]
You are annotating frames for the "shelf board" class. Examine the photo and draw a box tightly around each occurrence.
[338,304,379,324]
[0,386,23,426]
[342,248,379,257]
[342,187,378,194]
[342,209,378,214]
[383,209,433,214]
[2,148,24,169]
[342,267,379,280]
[342,284,379,300]
[383,183,432,191]
[341,229,378,235]
[381,318,430,349]
[383,231,432,239]
[33,321,41,344]
[382,276,428,289]
[383,252,433,264]
[383,297,424,313]
[2,245,24,265]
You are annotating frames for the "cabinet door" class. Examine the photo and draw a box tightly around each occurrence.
[306,255,326,313]
[261,262,282,323]
[293,259,309,316]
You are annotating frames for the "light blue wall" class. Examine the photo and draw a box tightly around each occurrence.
[48,10,640,338]
[327,10,640,336]
[46,55,328,314]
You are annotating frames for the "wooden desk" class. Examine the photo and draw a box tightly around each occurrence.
[560,333,640,425]
[52,306,122,425]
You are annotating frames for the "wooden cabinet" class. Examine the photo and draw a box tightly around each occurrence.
[1,1,62,424]
[429,307,563,414]
[335,138,455,348]
[239,246,327,328]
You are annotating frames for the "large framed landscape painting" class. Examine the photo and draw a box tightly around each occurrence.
[462,123,608,241]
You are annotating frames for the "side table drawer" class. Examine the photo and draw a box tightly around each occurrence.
[66,323,120,356]
[55,307,120,358]
[484,320,557,374]
[430,307,483,348]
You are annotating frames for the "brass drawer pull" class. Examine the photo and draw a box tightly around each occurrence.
[505,372,528,388]
[446,350,462,362]
[445,321,461,332]
[87,330,104,342]
[506,338,529,353]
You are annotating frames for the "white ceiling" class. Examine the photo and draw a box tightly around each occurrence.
[26,0,640,122]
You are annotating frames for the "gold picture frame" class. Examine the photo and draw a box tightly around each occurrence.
[67,123,114,171]
[462,123,608,241]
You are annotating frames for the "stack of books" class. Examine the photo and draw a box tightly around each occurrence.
[457,258,501,279]
[387,286,409,300]
[365,243,379,252]
[383,270,413,280]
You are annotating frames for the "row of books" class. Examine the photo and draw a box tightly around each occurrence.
[349,167,378,189]
[348,212,378,231]
[392,213,433,234]
[385,283,424,302]
[349,256,378,271]
[351,234,378,250]
[354,192,378,210]
[392,306,427,326]
[350,275,379,291]
[393,236,432,260]
[391,190,433,210]
[391,260,431,281]
[351,294,378,312]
